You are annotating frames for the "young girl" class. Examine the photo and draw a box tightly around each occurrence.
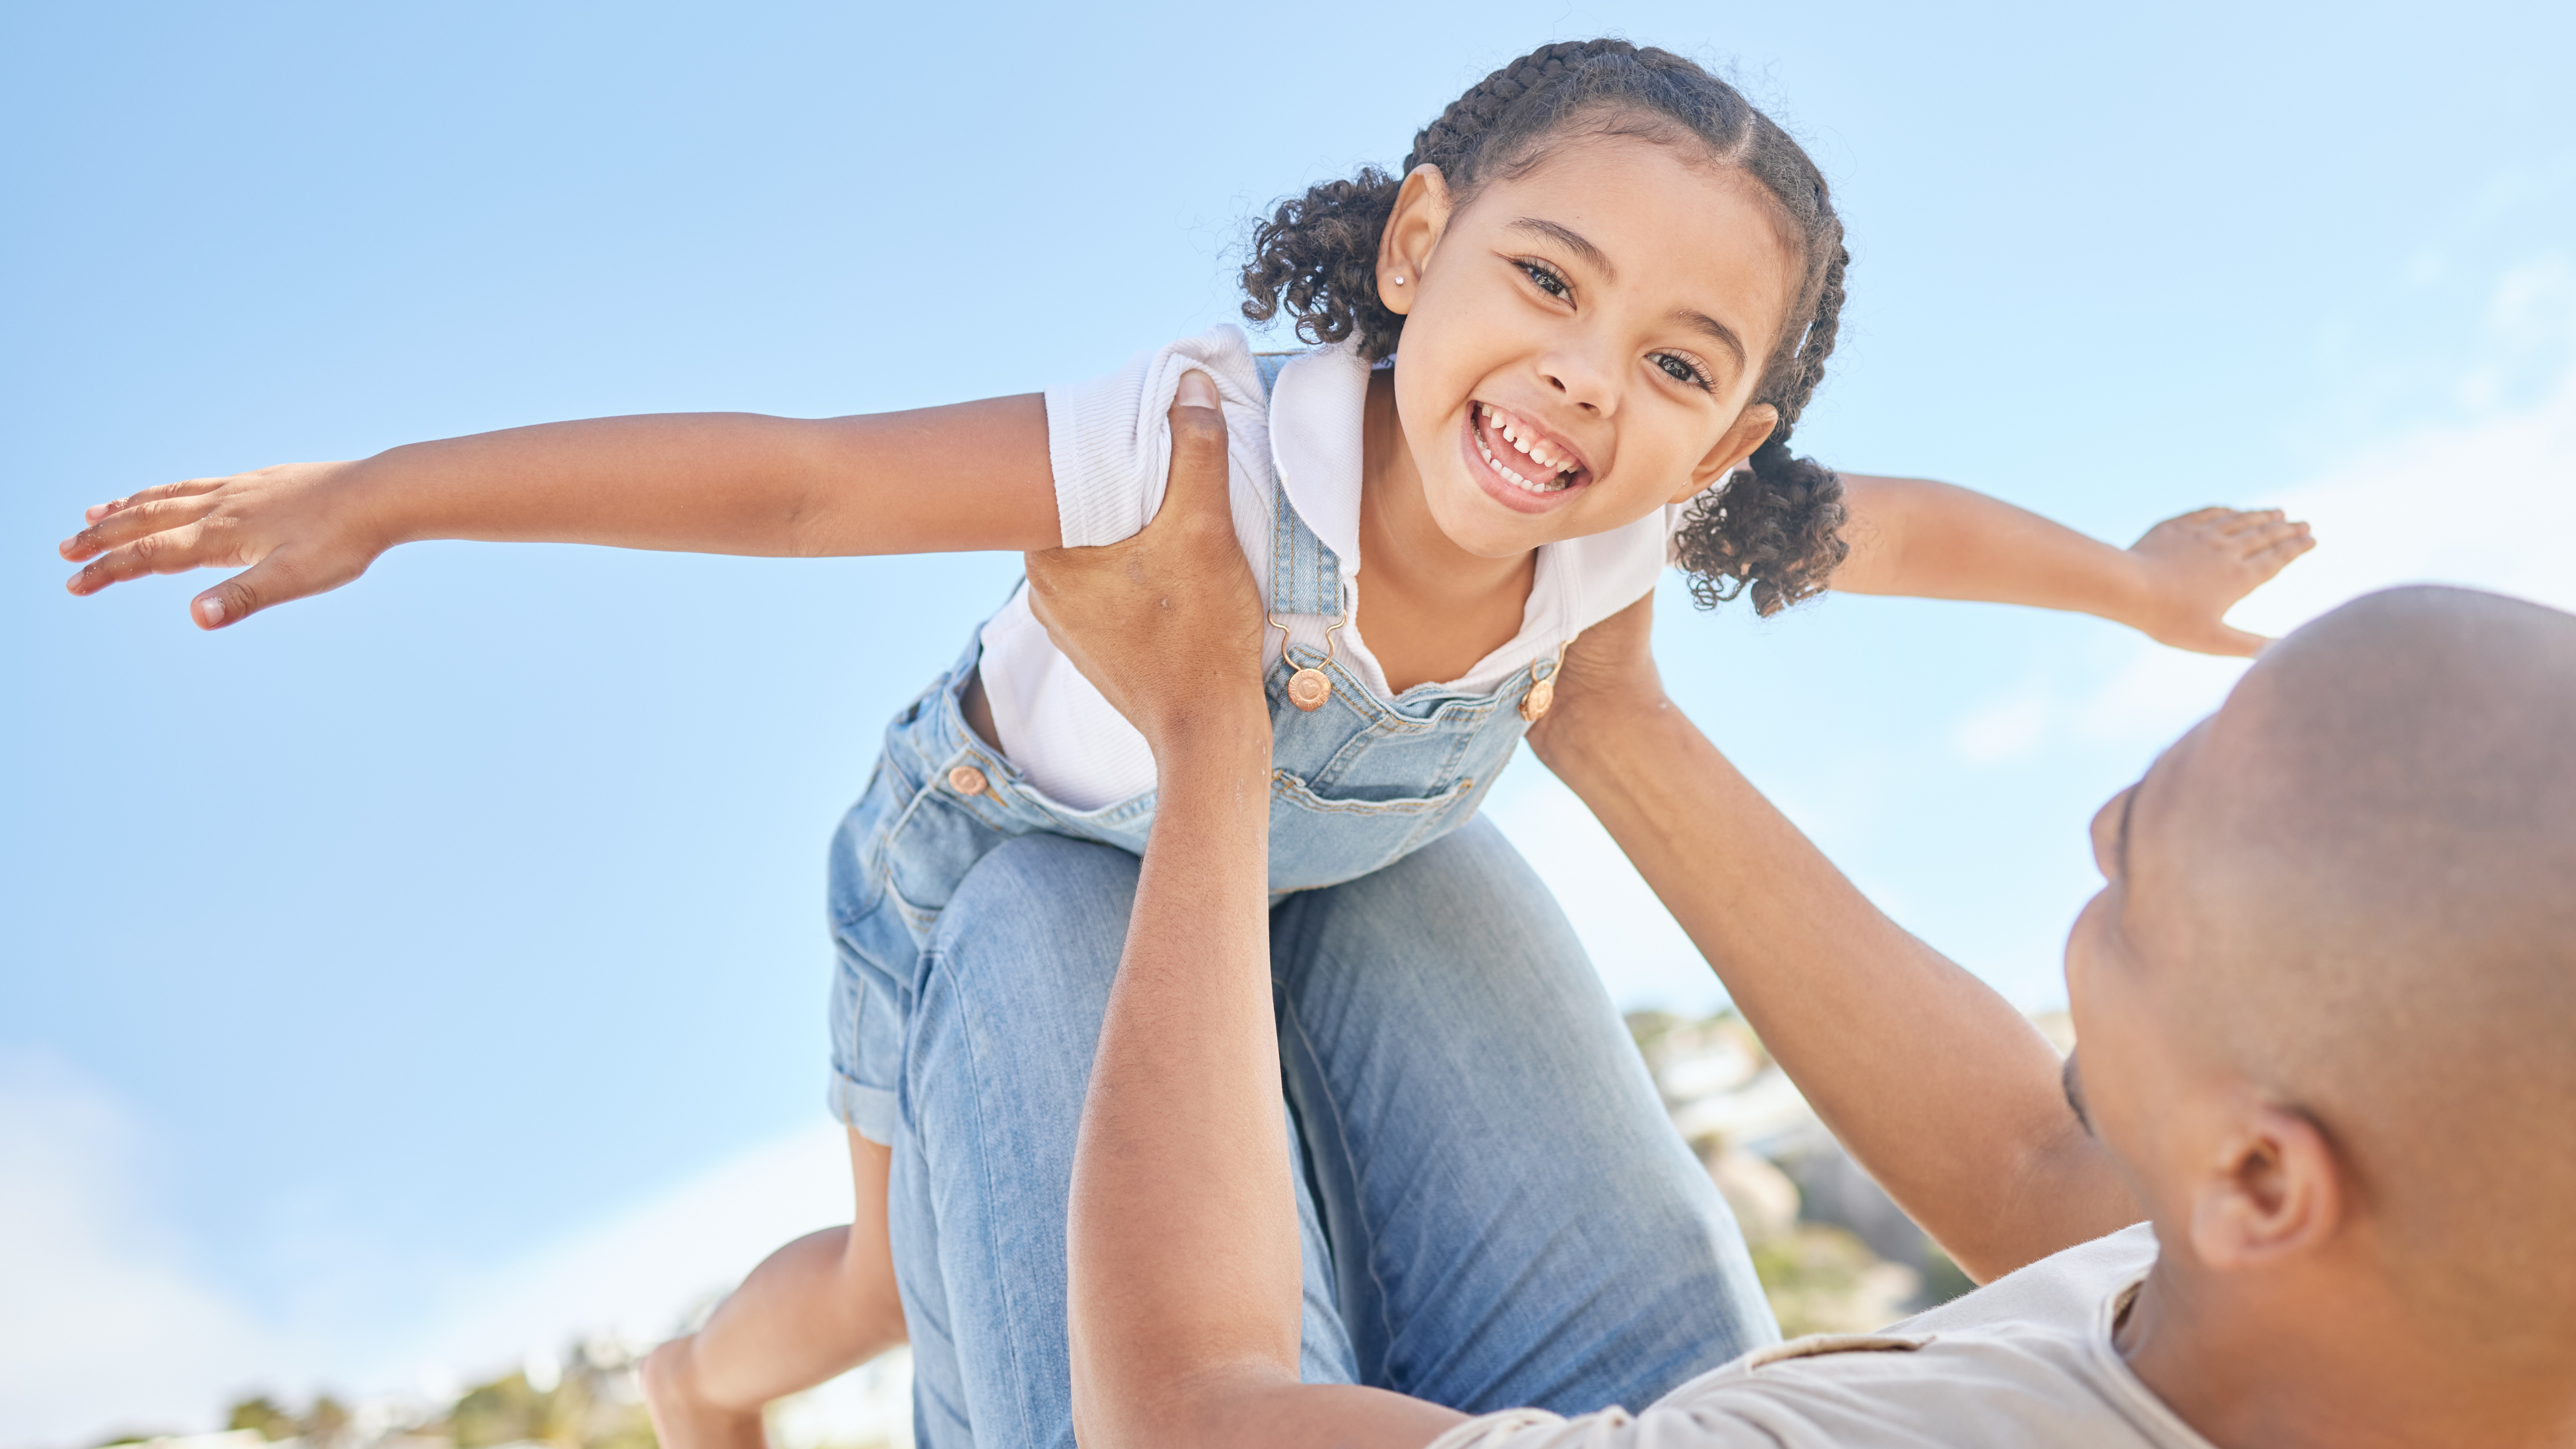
[62,39,2309,1448]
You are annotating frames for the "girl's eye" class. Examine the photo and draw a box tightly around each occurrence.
[1518,261,1571,300]
[1651,352,1712,390]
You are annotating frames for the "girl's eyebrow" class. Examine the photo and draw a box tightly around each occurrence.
[1507,217,1615,279]
[1672,307,1747,367]
[1508,215,1748,368]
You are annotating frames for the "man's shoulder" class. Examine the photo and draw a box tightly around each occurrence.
[1890,1220,2159,1336]
[1427,1224,2206,1449]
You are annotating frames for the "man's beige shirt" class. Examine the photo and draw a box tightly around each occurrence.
[1429,1225,2216,1449]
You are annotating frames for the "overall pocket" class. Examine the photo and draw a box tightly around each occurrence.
[1266,767,1484,891]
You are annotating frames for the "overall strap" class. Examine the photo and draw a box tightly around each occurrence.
[1251,351,1349,620]
[1253,350,1296,398]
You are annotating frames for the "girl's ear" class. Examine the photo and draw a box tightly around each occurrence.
[1670,403,1779,505]
[1377,165,1453,318]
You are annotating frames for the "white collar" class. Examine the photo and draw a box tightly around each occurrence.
[1264,343,1373,575]
[1264,342,1598,650]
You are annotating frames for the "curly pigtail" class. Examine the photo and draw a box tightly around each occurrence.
[1676,241,1852,615]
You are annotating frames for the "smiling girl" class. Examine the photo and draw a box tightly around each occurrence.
[60,40,2309,1449]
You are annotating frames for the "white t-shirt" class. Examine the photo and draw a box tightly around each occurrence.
[1427,1224,2217,1449]
[976,325,1690,810]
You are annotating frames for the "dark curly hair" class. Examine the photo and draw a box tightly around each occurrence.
[1240,39,1851,615]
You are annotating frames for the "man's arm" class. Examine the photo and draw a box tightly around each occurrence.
[1531,596,2144,1283]
[1834,474,2314,657]
[1029,374,1463,1449]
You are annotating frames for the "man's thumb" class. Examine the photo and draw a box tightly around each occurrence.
[1163,370,1230,511]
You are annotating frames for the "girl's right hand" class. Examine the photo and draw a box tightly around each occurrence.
[59,460,388,629]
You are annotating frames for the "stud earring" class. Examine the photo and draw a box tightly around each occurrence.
[1393,274,1406,285]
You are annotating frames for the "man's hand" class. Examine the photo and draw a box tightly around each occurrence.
[1523,591,1660,768]
[1044,372,1465,1448]
[2124,506,2315,656]
[1024,371,1268,755]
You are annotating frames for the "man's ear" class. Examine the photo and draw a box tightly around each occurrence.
[2185,1101,2345,1273]
[1377,165,1452,318]
[1670,403,1779,506]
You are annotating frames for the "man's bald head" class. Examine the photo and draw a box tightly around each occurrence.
[2142,586,2576,1354]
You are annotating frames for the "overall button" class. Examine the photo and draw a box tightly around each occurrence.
[947,765,990,796]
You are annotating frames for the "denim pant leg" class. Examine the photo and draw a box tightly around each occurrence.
[1270,814,1779,1416]
[887,833,1356,1449]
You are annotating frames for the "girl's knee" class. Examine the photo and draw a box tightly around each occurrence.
[923,834,1140,1020]
[939,836,1138,944]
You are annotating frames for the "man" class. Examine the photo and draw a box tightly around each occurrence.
[1027,382,2576,1447]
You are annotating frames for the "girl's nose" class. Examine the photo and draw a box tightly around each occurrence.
[1539,347,1616,415]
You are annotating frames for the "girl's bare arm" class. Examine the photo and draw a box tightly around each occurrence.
[1834,474,2315,657]
[59,396,1055,627]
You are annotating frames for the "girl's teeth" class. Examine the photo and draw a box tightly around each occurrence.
[1471,405,1572,494]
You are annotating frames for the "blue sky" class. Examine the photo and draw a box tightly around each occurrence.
[6,1,2573,1439]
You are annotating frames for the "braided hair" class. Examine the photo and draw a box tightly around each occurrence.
[1240,40,1851,615]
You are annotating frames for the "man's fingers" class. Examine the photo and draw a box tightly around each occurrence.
[1149,371,1236,561]
[1163,370,1229,511]
[60,493,221,562]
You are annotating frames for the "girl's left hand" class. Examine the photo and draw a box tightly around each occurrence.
[2125,506,2315,657]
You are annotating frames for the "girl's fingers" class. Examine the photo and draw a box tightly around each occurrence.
[64,522,222,596]
[2249,532,2319,569]
[2214,508,2290,538]
[2205,623,2271,657]
[193,550,350,629]
[83,477,224,525]
[59,493,223,562]
[2231,518,2311,557]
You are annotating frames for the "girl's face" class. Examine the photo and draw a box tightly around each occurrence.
[1378,133,1801,558]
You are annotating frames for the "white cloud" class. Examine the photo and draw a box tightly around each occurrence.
[2071,646,2251,753]
[1950,691,2054,765]
[0,1054,285,1447]
[1,1057,887,1449]
[2234,371,2576,634]
[403,1123,853,1380]
[2078,277,2576,751]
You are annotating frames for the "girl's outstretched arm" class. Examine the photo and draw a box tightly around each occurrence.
[1833,474,2315,657]
[59,398,1057,627]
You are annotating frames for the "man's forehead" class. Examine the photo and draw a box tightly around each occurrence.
[2114,719,2220,913]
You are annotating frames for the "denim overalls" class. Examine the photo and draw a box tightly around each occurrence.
[826,353,1561,1137]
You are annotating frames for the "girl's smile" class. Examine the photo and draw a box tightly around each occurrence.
[1462,401,1592,512]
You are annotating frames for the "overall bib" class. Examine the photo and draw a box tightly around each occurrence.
[828,353,1558,1132]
